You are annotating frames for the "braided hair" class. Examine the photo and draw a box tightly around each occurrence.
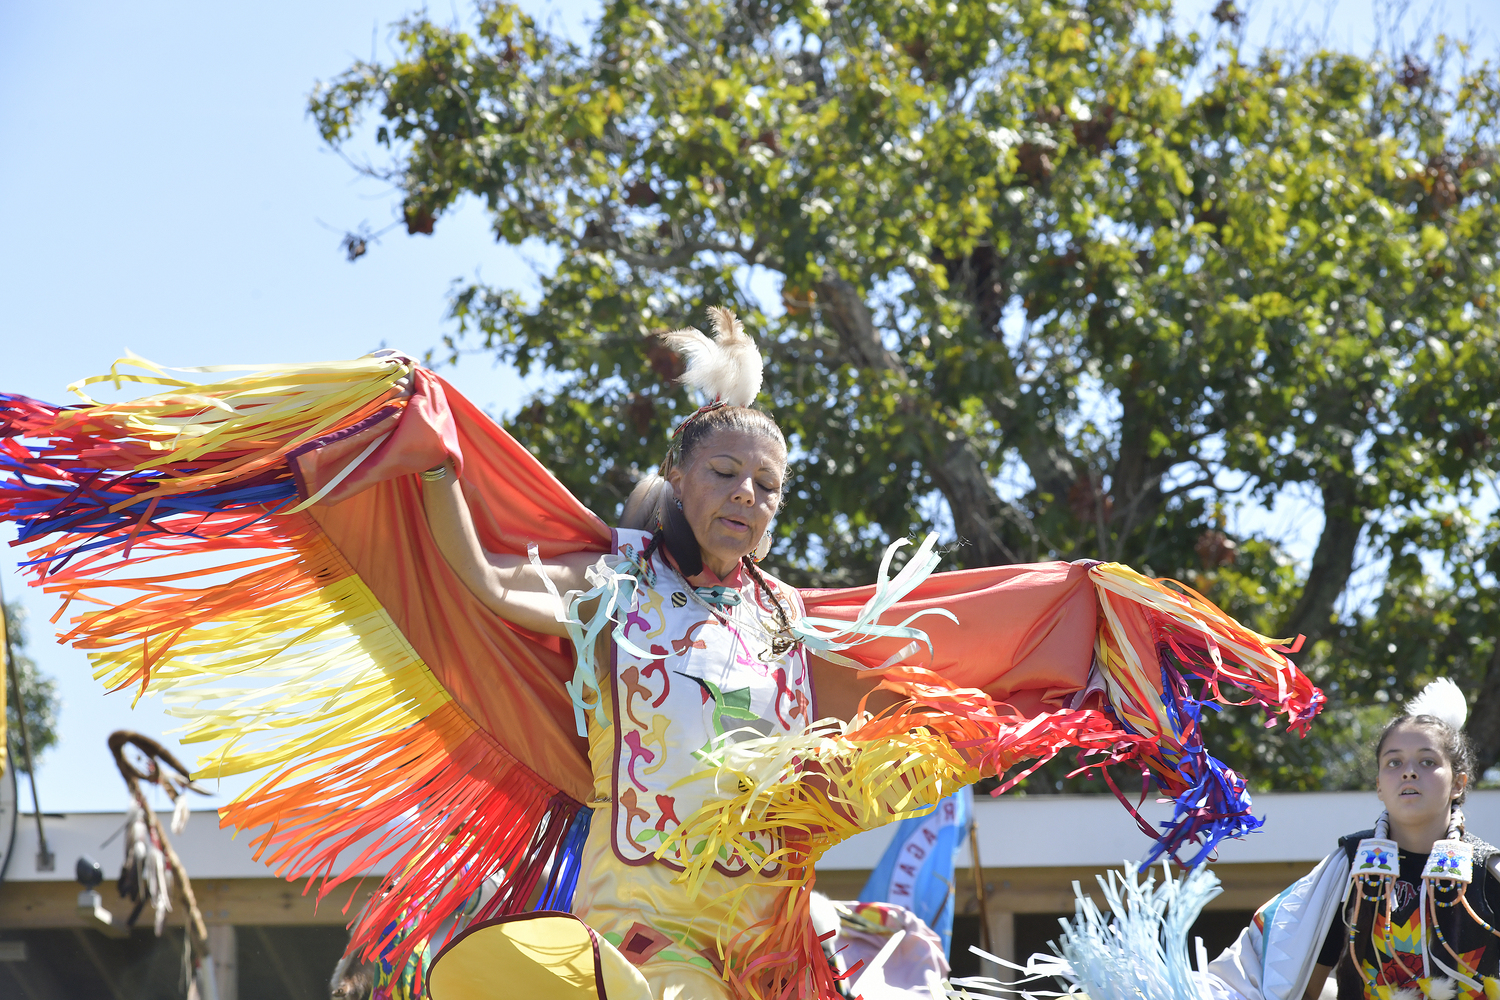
[742,556,799,657]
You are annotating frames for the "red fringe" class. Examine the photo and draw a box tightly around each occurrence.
[851,665,1156,790]
[717,855,850,1000]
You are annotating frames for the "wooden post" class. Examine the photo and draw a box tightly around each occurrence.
[969,818,993,953]
[208,924,238,1000]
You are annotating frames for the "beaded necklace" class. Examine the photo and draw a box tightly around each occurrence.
[1343,809,1500,998]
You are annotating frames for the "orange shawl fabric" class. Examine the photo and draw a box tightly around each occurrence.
[0,357,1320,987]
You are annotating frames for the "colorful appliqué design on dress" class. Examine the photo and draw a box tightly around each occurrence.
[608,530,812,876]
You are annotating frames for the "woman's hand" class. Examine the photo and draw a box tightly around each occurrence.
[368,348,417,399]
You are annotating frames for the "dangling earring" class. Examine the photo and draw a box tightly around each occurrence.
[754,522,773,562]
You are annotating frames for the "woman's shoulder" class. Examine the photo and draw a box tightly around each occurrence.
[612,527,654,557]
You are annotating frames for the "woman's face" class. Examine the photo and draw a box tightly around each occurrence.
[667,428,786,578]
[1376,723,1465,830]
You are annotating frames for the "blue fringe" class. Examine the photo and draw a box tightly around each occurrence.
[535,807,593,913]
[0,441,296,570]
[1140,652,1262,867]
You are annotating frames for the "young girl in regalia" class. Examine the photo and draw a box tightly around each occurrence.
[0,310,1324,1000]
[1207,679,1500,1000]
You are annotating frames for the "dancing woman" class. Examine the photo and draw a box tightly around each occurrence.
[416,311,940,997]
[0,310,1323,999]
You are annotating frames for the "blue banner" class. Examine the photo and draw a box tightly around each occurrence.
[858,785,973,956]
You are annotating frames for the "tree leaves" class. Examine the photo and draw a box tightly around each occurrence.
[5,601,60,773]
[312,0,1500,787]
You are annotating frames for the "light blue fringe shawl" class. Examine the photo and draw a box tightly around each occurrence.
[949,862,1223,1000]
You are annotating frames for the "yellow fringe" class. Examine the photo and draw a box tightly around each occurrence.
[658,720,979,909]
[25,353,449,804]
[1090,562,1305,748]
[59,354,410,498]
[63,530,453,799]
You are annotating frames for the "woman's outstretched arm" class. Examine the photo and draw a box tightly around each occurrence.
[421,461,596,637]
[808,654,905,723]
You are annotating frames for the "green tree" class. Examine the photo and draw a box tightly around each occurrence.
[310,0,1500,790]
[5,600,60,774]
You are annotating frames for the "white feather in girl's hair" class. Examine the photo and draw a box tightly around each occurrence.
[1406,677,1469,732]
[661,306,764,407]
[1389,989,1422,1000]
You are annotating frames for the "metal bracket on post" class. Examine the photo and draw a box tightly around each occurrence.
[76,889,129,939]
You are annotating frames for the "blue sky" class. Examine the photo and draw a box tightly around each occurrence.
[3,0,1497,816]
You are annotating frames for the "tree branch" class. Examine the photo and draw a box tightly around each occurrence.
[814,277,903,371]
[1280,471,1363,647]
[1467,637,1500,774]
[814,275,1018,565]
[926,439,1022,565]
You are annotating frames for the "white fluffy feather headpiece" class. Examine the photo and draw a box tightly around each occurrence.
[1406,677,1468,731]
[660,307,764,408]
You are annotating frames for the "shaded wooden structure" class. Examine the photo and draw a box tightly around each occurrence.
[5,791,1497,995]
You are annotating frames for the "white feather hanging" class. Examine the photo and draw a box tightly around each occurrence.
[1406,677,1469,731]
[1427,977,1459,1000]
[170,792,192,835]
[660,306,764,407]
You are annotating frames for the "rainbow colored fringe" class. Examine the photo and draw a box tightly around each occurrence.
[1,356,1325,1000]
[655,573,1323,998]
[0,358,586,967]
[1086,562,1321,862]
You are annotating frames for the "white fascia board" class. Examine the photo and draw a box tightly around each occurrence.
[819,789,1500,871]
[12,790,1497,881]
[6,810,396,882]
